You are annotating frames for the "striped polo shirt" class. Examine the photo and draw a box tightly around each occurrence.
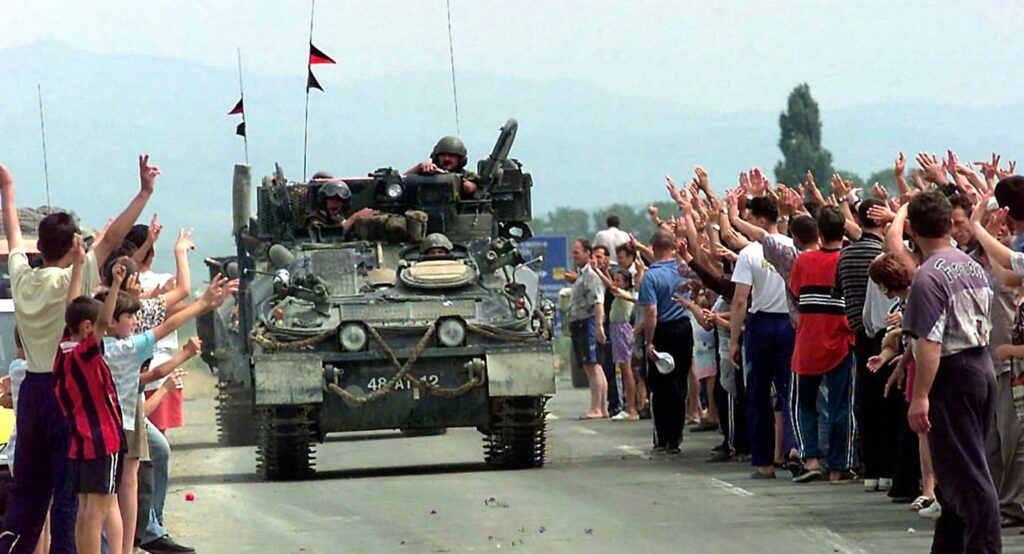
[835,233,883,333]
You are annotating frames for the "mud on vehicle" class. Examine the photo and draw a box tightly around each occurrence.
[197,119,557,480]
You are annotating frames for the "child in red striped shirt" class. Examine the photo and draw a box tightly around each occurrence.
[55,249,127,554]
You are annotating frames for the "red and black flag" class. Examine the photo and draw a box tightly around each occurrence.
[309,43,336,65]
[235,121,246,137]
[307,68,324,92]
[228,98,244,115]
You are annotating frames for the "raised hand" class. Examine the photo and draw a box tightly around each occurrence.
[998,160,1017,180]
[867,203,896,226]
[112,262,128,285]
[831,173,850,198]
[174,228,195,254]
[147,213,163,246]
[975,153,1001,181]
[715,244,738,263]
[915,152,946,185]
[694,166,710,191]
[665,176,683,205]
[910,169,927,191]
[138,154,161,194]
[871,182,888,201]
[184,336,202,356]
[71,234,87,266]
[970,192,993,226]
[125,272,143,297]
[805,170,825,204]
[894,152,906,177]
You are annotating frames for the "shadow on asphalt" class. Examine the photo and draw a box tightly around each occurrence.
[171,462,494,486]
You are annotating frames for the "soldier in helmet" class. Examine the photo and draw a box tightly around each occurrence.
[406,136,480,198]
[421,233,454,258]
[306,176,376,232]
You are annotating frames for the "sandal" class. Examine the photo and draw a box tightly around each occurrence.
[577,414,607,420]
[909,496,934,512]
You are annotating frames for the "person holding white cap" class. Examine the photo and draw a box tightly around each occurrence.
[637,230,694,455]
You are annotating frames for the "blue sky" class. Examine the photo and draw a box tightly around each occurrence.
[3,0,1022,111]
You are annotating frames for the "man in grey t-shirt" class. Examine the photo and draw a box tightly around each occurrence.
[567,239,608,419]
[902,191,999,553]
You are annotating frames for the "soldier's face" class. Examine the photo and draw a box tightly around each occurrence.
[326,197,345,218]
[436,153,460,172]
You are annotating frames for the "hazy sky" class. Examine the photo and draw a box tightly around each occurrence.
[3,0,1022,112]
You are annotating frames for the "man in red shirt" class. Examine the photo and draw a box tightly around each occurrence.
[788,206,856,483]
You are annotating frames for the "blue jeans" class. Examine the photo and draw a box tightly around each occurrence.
[142,421,170,543]
[743,312,796,468]
[792,350,854,471]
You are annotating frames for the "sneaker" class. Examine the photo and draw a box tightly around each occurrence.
[710,443,729,454]
[792,468,823,483]
[706,450,732,463]
[638,406,651,419]
[864,478,879,492]
[140,535,196,554]
[611,411,639,421]
[828,471,859,483]
[650,445,667,455]
[878,478,893,491]
[919,500,942,520]
[750,470,776,480]
[665,445,681,455]
[690,420,719,432]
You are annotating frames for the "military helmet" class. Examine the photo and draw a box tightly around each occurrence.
[318,181,351,202]
[311,171,334,181]
[421,233,453,254]
[430,136,468,170]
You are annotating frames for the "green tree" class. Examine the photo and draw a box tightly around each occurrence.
[533,206,592,241]
[774,84,834,187]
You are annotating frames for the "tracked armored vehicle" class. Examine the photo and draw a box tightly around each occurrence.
[197,119,556,480]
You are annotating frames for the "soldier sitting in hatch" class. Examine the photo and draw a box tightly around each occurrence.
[406,136,480,199]
[420,233,454,258]
[305,173,376,233]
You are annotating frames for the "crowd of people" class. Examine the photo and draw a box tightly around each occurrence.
[0,157,233,554]
[568,152,1024,552]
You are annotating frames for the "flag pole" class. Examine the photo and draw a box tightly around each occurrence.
[302,0,316,181]
[37,84,52,210]
[237,47,249,164]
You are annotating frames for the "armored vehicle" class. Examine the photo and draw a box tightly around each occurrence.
[198,119,557,480]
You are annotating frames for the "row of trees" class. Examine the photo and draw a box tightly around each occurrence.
[532,84,902,240]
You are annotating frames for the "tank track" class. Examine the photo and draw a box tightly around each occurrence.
[215,380,257,446]
[256,405,318,481]
[483,396,548,469]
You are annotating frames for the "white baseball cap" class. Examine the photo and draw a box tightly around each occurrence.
[653,351,675,374]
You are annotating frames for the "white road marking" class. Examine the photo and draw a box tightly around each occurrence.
[709,477,755,497]
[802,527,867,554]
[617,445,647,458]
[571,426,599,435]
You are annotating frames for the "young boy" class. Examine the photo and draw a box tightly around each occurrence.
[101,260,235,554]
[56,253,128,554]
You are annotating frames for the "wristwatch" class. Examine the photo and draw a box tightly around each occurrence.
[837,196,847,203]
[711,223,721,231]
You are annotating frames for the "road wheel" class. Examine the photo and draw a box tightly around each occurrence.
[216,380,257,446]
[483,396,548,469]
[256,405,318,481]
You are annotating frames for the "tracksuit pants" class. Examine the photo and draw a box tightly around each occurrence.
[0,373,76,554]
[792,350,854,471]
[744,312,796,468]
[649,318,694,449]
[928,348,1000,554]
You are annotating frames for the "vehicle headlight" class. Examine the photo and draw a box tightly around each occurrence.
[385,182,404,200]
[339,323,368,351]
[437,318,466,347]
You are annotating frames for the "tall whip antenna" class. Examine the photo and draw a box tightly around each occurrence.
[302,0,316,181]
[237,47,249,164]
[445,0,461,136]
[37,84,52,210]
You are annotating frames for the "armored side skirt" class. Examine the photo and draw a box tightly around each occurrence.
[252,345,555,434]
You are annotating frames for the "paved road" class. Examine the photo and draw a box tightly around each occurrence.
[161,376,1015,553]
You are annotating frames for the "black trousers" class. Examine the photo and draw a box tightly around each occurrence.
[889,391,922,500]
[649,318,694,448]
[928,348,1000,554]
[855,330,903,479]
[0,373,76,554]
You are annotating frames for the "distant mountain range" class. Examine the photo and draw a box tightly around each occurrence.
[2,42,1022,271]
